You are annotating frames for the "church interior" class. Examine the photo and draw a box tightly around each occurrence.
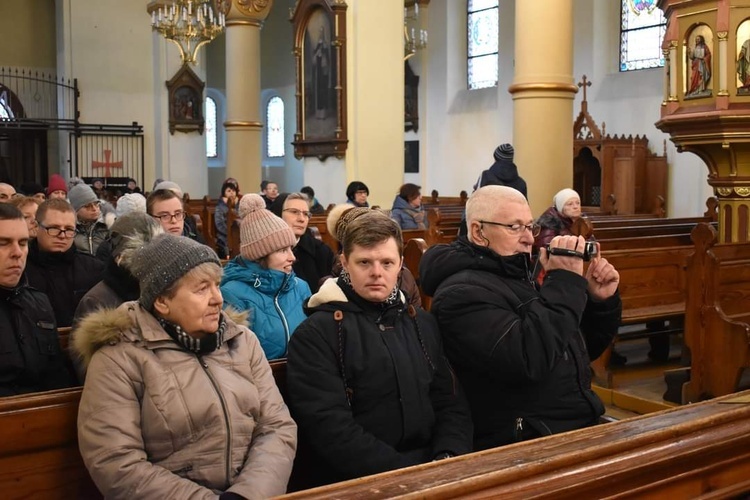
[3,0,750,498]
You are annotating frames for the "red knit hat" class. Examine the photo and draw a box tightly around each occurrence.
[47,174,68,196]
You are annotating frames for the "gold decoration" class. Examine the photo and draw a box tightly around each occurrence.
[717,187,733,196]
[150,0,226,65]
[735,187,750,197]
[717,31,728,40]
[235,0,270,15]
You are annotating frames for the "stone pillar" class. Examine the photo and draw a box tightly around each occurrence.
[224,0,273,195]
[509,0,576,216]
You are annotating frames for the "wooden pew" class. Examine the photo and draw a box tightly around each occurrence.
[683,223,750,403]
[424,189,468,208]
[307,215,338,254]
[403,238,430,310]
[278,390,750,499]
[426,207,463,246]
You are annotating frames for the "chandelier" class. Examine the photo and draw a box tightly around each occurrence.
[404,2,428,61]
[150,0,226,65]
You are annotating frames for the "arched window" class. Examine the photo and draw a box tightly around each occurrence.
[467,0,499,90]
[620,0,666,71]
[205,96,217,158]
[266,96,285,158]
[0,88,14,119]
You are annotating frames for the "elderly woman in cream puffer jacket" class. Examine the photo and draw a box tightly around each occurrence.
[73,234,296,500]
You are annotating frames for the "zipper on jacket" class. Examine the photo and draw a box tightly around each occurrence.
[197,355,233,488]
[515,417,524,442]
[274,274,292,355]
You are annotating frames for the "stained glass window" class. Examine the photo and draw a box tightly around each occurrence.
[205,96,217,158]
[468,0,499,90]
[267,96,284,158]
[620,0,666,72]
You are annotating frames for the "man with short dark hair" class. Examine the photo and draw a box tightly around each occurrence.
[421,185,621,449]
[0,203,75,395]
[261,180,279,209]
[146,188,205,243]
[25,199,104,327]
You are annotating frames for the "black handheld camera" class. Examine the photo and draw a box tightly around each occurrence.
[545,241,598,261]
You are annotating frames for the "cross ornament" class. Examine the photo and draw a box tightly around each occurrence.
[578,75,592,103]
[91,149,123,178]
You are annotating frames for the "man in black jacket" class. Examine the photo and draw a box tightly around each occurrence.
[272,192,334,294]
[25,199,104,328]
[0,203,75,396]
[421,185,621,450]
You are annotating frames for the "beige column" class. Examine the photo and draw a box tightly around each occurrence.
[224,0,273,194]
[509,0,576,216]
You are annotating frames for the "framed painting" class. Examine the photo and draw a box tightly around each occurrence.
[166,63,205,135]
[291,0,348,160]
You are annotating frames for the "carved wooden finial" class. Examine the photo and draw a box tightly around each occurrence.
[578,75,592,103]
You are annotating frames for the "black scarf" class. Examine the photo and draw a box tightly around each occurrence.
[158,313,227,355]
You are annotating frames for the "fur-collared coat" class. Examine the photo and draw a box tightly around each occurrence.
[72,302,297,499]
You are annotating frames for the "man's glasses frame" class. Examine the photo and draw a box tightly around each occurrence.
[152,211,186,223]
[479,220,541,237]
[282,208,312,219]
[38,223,77,238]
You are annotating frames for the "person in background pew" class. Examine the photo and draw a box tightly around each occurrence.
[421,185,622,450]
[25,199,105,328]
[68,183,110,257]
[73,233,297,499]
[0,203,75,396]
[152,181,205,243]
[270,192,335,294]
[300,185,326,215]
[260,179,279,209]
[19,182,46,204]
[325,204,422,308]
[534,188,582,253]
[221,194,311,360]
[0,182,16,202]
[345,181,370,207]
[287,210,473,486]
[215,179,239,259]
[46,174,68,200]
[390,183,428,230]
[147,188,206,244]
[9,196,40,239]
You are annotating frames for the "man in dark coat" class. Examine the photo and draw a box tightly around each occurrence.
[421,185,621,450]
[271,192,335,294]
[286,210,472,486]
[0,203,75,396]
[25,199,105,328]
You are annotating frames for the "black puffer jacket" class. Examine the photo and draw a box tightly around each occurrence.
[0,277,75,396]
[420,238,621,450]
[292,230,335,294]
[286,278,472,485]
[476,159,528,198]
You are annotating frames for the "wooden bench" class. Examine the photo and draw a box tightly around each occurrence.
[426,207,463,246]
[278,389,750,499]
[403,238,430,310]
[682,223,750,403]
[308,215,338,254]
[183,194,218,250]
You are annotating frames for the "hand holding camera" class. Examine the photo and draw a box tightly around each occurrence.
[540,235,588,275]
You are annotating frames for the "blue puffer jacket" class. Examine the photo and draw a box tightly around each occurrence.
[221,257,311,360]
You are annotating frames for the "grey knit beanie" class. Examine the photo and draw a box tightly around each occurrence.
[239,194,296,261]
[494,143,514,162]
[68,184,99,211]
[130,233,220,311]
[115,193,147,218]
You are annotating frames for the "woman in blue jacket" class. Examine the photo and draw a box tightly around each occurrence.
[220,194,311,359]
[390,183,427,230]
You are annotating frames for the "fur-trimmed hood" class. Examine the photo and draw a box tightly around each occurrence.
[72,301,248,368]
[307,277,406,310]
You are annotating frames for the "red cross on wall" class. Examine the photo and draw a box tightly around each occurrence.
[91,149,123,178]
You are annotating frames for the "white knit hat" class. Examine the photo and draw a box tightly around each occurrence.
[553,188,580,213]
[115,193,147,218]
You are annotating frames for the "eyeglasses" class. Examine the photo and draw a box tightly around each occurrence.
[38,223,77,238]
[479,220,541,237]
[152,211,186,223]
[283,208,312,219]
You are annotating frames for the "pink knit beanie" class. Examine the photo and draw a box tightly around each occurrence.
[239,194,296,261]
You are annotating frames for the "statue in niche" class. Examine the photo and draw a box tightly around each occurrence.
[686,34,712,98]
[738,35,750,94]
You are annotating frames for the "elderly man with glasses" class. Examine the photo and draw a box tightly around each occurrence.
[24,199,104,327]
[420,185,621,450]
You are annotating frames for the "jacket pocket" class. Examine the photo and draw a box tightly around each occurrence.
[34,321,61,356]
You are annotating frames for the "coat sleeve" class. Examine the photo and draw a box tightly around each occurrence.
[420,313,473,457]
[226,331,297,499]
[215,203,228,238]
[286,318,418,479]
[433,269,590,384]
[580,291,622,360]
[78,350,217,499]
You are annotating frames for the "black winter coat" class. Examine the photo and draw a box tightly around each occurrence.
[25,240,105,328]
[420,238,621,450]
[0,278,75,396]
[292,230,335,294]
[286,278,472,485]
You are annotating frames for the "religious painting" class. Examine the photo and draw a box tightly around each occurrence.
[683,25,713,99]
[291,0,348,160]
[404,140,419,173]
[166,63,205,135]
[737,19,750,95]
[405,61,420,132]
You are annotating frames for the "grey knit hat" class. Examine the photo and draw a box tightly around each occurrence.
[130,233,220,311]
[68,184,99,211]
[115,193,147,218]
[239,194,296,261]
[494,143,514,162]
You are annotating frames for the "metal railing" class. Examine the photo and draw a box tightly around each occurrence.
[0,67,79,128]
